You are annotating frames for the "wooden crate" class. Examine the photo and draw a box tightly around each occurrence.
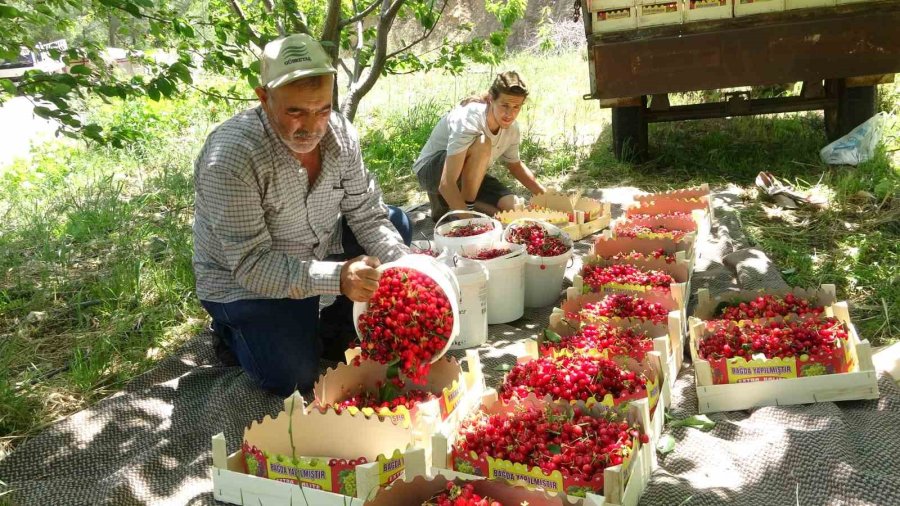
[211,393,429,505]
[547,291,685,407]
[591,7,638,33]
[588,0,635,9]
[633,184,710,204]
[638,1,684,27]
[684,0,734,21]
[785,0,835,9]
[316,350,486,466]
[734,0,786,16]
[689,302,880,413]
[432,392,654,506]
[692,284,838,321]
[367,473,592,505]
[575,254,692,312]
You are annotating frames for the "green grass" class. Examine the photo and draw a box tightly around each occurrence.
[0,53,897,458]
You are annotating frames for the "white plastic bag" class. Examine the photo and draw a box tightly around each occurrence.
[820,112,888,166]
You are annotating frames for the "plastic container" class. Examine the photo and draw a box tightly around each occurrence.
[353,255,460,364]
[433,210,503,255]
[502,219,574,308]
[458,242,527,324]
[450,261,489,349]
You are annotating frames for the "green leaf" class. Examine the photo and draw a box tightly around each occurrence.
[147,86,161,101]
[669,414,716,432]
[82,124,103,142]
[97,85,119,97]
[543,329,562,343]
[548,444,562,454]
[123,2,141,17]
[494,363,512,372]
[378,380,402,403]
[657,434,676,455]
[386,363,400,379]
[0,5,23,18]
[33,106,53,119]
[68,64,92,76]
[0,79,15,95]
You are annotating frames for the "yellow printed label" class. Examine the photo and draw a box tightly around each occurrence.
[599,8,631,21]
[377,454,406,485]
[343,405,413,428]
[440,380,463,419]
[727,356,798,383]
[266,457,332,489]
[486,455,565,493]
[646,374,661,412]
[691,0,725,8]
[643,2,678,14]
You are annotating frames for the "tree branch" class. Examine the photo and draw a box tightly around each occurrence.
[339,0,381,27]
[341,0,405,120]
[226,0,264,47]
[260,0,285,36]
[338,58,353,82]
[386,0,449,60]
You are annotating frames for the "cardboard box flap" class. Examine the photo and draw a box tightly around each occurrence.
[243,401,413,461]
[531,189,581,213]
[625,198,710,217]
[495,208,570,225]
[364,474,581,506]
[693,285,838,321]
[615,214,700,232]
[314,356,464,404]
[635,184,710,203]
[595,229,694,254]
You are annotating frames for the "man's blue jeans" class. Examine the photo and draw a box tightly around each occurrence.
[200,206,413,396]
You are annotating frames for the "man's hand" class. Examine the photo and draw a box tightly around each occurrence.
[339,255,382,302]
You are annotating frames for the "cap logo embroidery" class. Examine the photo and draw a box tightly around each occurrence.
[280,45,311,65]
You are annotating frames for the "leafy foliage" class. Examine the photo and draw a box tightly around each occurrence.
[0,0,525,144]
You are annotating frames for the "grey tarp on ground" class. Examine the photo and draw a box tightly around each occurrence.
[1,189,898,506]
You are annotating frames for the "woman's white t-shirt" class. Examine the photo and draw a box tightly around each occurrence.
[413,102,520,174]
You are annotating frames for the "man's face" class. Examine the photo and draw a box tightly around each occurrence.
[489,93,526,129]
[256,76,333,154]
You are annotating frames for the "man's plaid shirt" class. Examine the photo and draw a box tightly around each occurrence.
[192,106,407,303]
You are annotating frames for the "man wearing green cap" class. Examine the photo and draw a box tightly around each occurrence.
[192,34,412,396]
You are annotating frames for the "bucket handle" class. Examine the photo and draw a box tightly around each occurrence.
[434,209,496,233]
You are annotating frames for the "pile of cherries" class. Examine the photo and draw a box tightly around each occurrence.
[357,267,453,383]
[607,248,676,264]
[698,317,847,361]
[423,482,501,506]
[541,323,653,360]
[499,354,647,404]
[463,247,512,260]
[505,223,570,257]
[443,223,493,237]
[615,223,687,241]
[581,264,675,292]
[716,293,824,321]
[334,377,436,412]
[455,404,647,482]
[573,294,670,324]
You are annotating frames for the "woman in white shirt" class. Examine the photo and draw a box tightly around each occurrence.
[413,71,546,219]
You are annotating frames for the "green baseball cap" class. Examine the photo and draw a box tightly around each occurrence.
[260,34,337,89]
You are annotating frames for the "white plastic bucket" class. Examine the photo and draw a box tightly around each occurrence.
[410,239,450,263]
[450,261,489,349]
[353,255,460,364]
[502,219,575,308]
[433,210,503,255]
[459,241,527,324]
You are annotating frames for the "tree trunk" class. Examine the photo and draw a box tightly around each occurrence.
[108,13,119,47]
[340,0,403,122]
